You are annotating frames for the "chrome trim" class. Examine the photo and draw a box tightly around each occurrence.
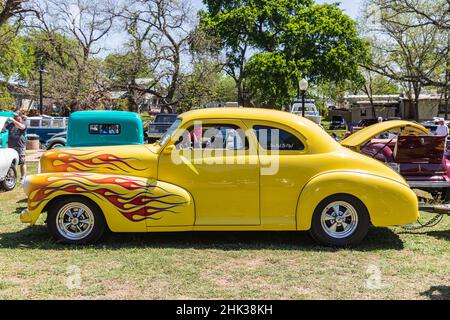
[408,181,450,188]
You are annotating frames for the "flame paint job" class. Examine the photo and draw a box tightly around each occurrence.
[28,173,186,222]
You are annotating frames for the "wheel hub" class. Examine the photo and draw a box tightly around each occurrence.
[56,203,95,241]
[320,201,359,239]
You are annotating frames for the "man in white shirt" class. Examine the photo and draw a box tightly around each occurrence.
[435,118,449,136]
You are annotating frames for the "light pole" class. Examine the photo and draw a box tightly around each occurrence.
[299,78,309,118]
[38,57,47,116]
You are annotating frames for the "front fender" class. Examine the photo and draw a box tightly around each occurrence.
[22,172,194,232]
[296,171,419,230]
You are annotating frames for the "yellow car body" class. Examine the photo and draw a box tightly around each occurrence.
[21,108,419,245]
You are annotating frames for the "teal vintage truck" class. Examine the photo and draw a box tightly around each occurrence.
[50,111,145,148]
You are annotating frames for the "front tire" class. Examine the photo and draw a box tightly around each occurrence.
[47,197,106,244]
[309,194,369,247]
[1,166,17,191]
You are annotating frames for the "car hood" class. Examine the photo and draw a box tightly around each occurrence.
[40,145,158,179]
[341,120,430,147]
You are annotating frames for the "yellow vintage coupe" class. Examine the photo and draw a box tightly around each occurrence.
[21,108,419,246]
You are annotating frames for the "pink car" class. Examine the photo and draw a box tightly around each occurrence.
[341,120,450,200]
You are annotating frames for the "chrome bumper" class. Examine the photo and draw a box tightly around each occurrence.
[408,181,450,188]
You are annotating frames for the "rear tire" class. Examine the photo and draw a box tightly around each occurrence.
[309,194,369,247]
[47,196,106,245]
[1,166,17,191]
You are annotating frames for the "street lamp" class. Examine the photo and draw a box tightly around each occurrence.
[299,78,309,117]
[38,58,47,116]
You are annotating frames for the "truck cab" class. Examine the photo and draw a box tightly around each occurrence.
[66,111,145,147]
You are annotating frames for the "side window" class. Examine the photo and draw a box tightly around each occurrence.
[41,119,51,127]
[89,124,121,135]
[253,125,305,151]
[29,119,40,127]
[176,124,248,150]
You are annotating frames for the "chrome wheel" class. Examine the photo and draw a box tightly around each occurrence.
[56,202,95,241]
[320,201,358,239]
[4,167,16,189]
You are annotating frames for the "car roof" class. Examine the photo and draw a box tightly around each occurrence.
[70,110,142,122]
[179,107,340,153]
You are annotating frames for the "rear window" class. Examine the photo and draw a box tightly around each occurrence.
[253,125,305,151]
[89,124,121,135]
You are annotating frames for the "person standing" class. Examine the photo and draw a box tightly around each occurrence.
[435,118,449,136]
[7,112,27,183]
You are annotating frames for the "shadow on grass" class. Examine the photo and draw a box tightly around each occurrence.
[425,230,450,241]
[0,225,404,251]
[421,286,450,300]
[398,229,450,242]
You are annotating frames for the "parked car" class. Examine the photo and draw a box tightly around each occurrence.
[0,146,18,191]
[329,116,347,130]
[21,108,419,246]
[26,116,67,145]
[66,111,145,147]
[0,111,14,148]
[45,131,67,149]
[341,120,450,199]
[291,99,322,125]
[147,113,178,143]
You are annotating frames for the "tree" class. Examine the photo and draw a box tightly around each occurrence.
[0,0,27,27]
[29,0,116,113]
[369,0,450,30]
[177,60,237,111]
[0,25,34,81]
[117,0,193,113]
[362,0,449,120]
[201,0,369,108]
[358,69,400,117]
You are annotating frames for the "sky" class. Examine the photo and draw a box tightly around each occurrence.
[101,0,365,56]
[192,0,364,19]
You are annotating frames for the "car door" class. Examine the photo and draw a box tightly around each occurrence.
[158,119,260,226]
[243,120,312,228]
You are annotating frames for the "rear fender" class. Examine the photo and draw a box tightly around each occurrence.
[296,171,419,230]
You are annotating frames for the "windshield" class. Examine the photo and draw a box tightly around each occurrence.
[291,103,318,114]
[159,118,182,145]
[155,114,177,123]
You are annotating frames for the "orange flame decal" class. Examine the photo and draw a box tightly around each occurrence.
[44,149,147,173]
[29,173,186,222]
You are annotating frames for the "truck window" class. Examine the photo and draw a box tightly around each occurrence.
[89,124,121,135]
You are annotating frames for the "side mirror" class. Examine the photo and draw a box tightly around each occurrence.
[163,144,175,155]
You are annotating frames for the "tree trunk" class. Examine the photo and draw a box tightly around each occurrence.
[237,80,244,106]
[413,82,421,122]
[127,80,139,113]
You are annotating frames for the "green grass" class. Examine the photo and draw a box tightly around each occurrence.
[0,164,449,300]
